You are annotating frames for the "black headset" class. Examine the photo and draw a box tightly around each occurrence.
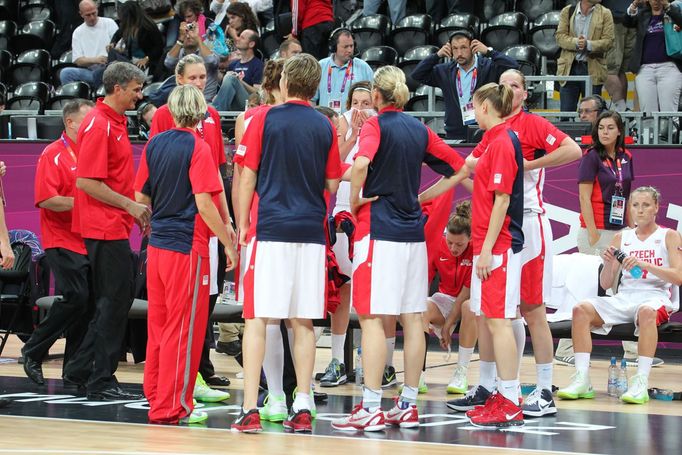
[328,27,353,55]
[593,94,607,113]
[448,29,474,43]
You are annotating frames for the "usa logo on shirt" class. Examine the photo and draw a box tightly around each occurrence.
[546,134,556,145]
[494,173,502,184]
[236,145,247,156]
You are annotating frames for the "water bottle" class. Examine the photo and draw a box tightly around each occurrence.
[220,280,236,304]
[613,249,643,279]
[607,357,618,397]
[616,358,628,397]
[354,347,363,386]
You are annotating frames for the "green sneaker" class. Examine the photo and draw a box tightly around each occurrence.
[398,372,428,395]
[381,365,397,388]
[179,410,208,425]
[259,393,288,422]
[621,373,649,404]
[194,373,231,403]
[557,370,595,400]
[446,365,468,394]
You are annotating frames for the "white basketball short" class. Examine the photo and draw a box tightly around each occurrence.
[209,236,218,295]
[586,290,673,336]
[332,232,352,279]
[242,239,326,319]
[470,249,522,319]
[352,237,428,316]
[520,212,553,305]
[427,292,456,335]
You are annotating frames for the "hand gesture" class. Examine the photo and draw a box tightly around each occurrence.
[350,194,379,217]
[475,249,493,280]
[437,42,452,58]
[224,245,238,272]
[588,229,601,247]
[620,254,641,273]
[470,39,489,55]
[127,201,151,228]
[601,246,618,266]
[179,21,188,41]
[0,242,14,270]
[577,35,587,51]
[440,322,454,349]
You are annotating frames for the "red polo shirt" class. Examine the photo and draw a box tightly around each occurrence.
[34,132,87,254]
[74,99,135,240]
[429,237,473,297]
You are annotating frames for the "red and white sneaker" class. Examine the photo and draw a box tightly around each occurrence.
[469,394,524,428]
[283,409,313,432]
[331,402,386,432]
[385,398,419,428]
[466,392,501,419]
[231,408,262,433]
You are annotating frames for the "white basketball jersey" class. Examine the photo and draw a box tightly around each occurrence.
[334,109,359,214]
[620,227,671,295]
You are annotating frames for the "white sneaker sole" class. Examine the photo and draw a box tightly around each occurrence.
[522,406,558,417]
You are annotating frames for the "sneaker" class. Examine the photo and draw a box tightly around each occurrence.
[331,402,386,432]
[283,409,313,432]
[398,372,428,395]
[557,371,595,400]
[319,358,348,387]
[385,397,419,428]
[446,385,492,412]
[470,394,524,428]
[466,392,502,419]
[446,366,468,394]
[381,365,397,388]
[621,374,649,404]
[291,387,317,418]
[554,355,575,366]
[259,393,288,422]
[194,373,231,403]
[231,408,262,433]
[623,357,664,368]
[179,410,208,425]
[522,388,557,417]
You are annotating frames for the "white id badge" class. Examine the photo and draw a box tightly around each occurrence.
[329,99,341,111]
[462,102,476,124]
[609,195,625,225]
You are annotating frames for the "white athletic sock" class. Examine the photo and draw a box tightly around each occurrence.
[458,346,474,368]
[400,385,418,405]
[286,327,295,359]
[637,356,653,378]
[512,319,526,378]
[263,324,284,396]
[385,337,396,367]
[292,389,313,412]
[362,386,382,411]
[574,352,590,373]
[331,333,346,363]
[479,361,497,392]
[536,363,553,391]
[499,379,520,405]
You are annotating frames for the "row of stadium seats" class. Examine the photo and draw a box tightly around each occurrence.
[0,0,51,26]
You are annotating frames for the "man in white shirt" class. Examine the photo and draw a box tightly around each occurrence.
[59,0,118,89]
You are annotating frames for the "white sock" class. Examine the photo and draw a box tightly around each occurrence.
[613,99,627,112]
[574,352,590,373]
[286,327,295,359]
[400,385,418,405]
[480,361,497,392]
[499,379,520,405]
[536,363,553,391]
[331,333,346,363]
[637,356,653,378]
[263,324,284,396]
[362,386,382,411]
[292,389,313,412]
[457,346,474,368]
[385,337,396,367]
[512,319,526,378]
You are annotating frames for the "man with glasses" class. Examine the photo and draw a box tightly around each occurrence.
[577,95,604,125]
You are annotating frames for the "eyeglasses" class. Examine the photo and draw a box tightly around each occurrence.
[577,108,598,114]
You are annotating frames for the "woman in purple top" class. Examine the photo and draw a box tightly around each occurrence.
[625,0,682,119]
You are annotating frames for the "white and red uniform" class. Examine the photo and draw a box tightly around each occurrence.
[470,123,524,319]
[587,227,676,335]
[427,238,473,328]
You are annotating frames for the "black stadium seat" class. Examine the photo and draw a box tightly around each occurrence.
[398,45,438,92]
[142,81,163,100]
[481,0,509,22]
[48,81,91,110]
[7,48,50,88]
[50,49,76,86]
[517,0,555,22]
[94,84,106,100]
[405,86,445,135]
[390,14,431,57]
[8,19,54,55]
[0,0,16,21]
[480,12,528,52]
[19,1,51,25]
[529,11,561,60]
[6,80,50,112]
[99,0,117,20]
[261,20,281,58]
[502,44,542,76]
[360,46,398,71]
[350,14,391,55]
[0,49,13,75]
[0,19,17,51]
[435,13,480,45]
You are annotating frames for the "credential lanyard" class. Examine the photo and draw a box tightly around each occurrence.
[456,66,477,98]
[60,134,77,161]
[328,59,353,95]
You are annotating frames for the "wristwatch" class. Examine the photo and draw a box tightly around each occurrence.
[487,46,494,54]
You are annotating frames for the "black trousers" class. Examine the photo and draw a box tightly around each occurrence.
[300,21,334,61]
[22,248,91,370]
[65,239,134,392]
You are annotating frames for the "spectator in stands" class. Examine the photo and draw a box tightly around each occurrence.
[558,186,682,404]
[108,2,165,82]
[279,37,302,59]
[212,29,264,111]
[165,17,221,102]
[556,0,615,113]
[412,30,518,141]
[363,0,406,24]
[21,99,95,387]
[212,0,273,27]
[60,0,118,89]
[603,0,638,112]
[222,2,261,48]
[578,95,605,124]
[291,0,334,60]
[625,0,682,119]
[426,0,474,24]
[179,0,210,37]
[67,62,150,401]
[135,84,237,425]
[137,102,156,140]
[314,29,374,113]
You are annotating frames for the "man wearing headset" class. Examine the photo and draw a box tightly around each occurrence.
[577,94,607,125]
[412,30,518,141]
[313,28,374,113]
